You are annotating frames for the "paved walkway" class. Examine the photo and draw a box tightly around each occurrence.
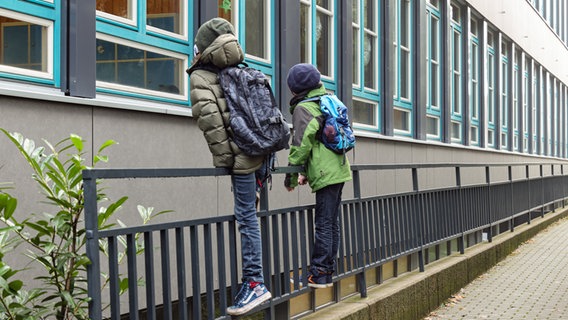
[425,217,568,320]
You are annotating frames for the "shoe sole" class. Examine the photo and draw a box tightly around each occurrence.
[290,278,334,288]
[226,291,272,316]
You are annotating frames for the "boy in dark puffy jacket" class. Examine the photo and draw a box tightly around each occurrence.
[187,17,271,315]
[284,63,352,288]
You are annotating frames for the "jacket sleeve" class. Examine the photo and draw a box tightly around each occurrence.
[190,72,234,165]
[288,104,320,185]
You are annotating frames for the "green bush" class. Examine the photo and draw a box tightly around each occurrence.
[0,130,169,320]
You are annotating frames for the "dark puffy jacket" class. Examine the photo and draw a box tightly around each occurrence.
[187,33,263,174]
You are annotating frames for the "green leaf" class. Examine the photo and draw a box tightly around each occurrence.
[98,139,117,154]
[69,134,84,152]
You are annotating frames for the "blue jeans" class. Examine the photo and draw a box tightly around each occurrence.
[311,183,344,274]
[231,172,264,283]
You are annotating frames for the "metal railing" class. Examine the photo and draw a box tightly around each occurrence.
[83,163,568,320]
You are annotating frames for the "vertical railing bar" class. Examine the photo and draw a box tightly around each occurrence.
[337,207,346,274]
[343,204,352,271]
[203,224,215,320]
[526,165,532,225]
[486,166,493,242]
[159,230,172,320]
[228,220,239,301]
[290,211,300,290]
[271,214,282,297]
[126,234,139,320]
[412,167,425,272]
[84,174,102,320]
[455,167,465,254]
[299,209,309,286]
[281,212,291,293]
[216,222,228,315]
[352,169,367,296]
[190,226,202,320]
[540,165,545,217]
[508,166,515,232]
[108,236,120,320]
[144,232,156,320]
[175,227,188,320]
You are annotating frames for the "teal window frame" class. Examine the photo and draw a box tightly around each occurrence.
[513,56,520,151]
[523,59,529,153]
[299,0,338,93]
[426,1,441,141]
[0,1,59,86]
[500,42,509,149]
[352,0,381,132]
[487,36,496,148]
[392,0,413,137]
[469,17,480,146]
[95,0,192,105]
[449,3,463,143]
[233,0,276,83]
[532,64,539,154]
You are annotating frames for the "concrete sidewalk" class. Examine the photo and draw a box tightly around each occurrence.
[426,216,568,320]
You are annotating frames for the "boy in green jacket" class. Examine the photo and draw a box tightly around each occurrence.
[284,63,352,288]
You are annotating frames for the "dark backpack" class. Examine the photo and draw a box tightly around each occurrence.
[303,94,356,155]
[217,64,290,157]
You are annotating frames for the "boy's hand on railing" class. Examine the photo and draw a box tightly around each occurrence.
[298,174,308,186]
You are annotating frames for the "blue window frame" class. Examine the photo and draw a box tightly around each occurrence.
[500,40,509,149]
[426,0,441,140]
[0,2,58,86]
[523,58,530,153]
[219,0,276,82]
[513,51,520,151]
[392,0,413,136]
[487,30,496,148]
[449,2,463,143]
[352,0,380,131]
[300,0,336,91]
[469,17,480,146]
[532,63,539,154]
[96,0,191,104]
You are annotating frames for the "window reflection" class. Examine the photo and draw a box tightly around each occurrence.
[0,16,47,72]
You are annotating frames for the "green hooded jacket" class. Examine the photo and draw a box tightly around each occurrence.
[187,33,263,174]
[288,85,352,192]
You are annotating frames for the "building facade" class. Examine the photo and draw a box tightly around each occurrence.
[1,0,568,243]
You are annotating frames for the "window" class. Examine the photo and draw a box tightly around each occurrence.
[96,0,191,101]
[523,58,529,153]
[469,17,480,146]
[513,50,520,151]
[353,98,379,129]
[500,39,509,149]
[487,30,496,148]
[392,0,413,135]
[300,0,335,78]
[532,63,538,154]
[426,1,441,140]
[352,0,380,131]
[450,3,462,143]
[0,7,53,83]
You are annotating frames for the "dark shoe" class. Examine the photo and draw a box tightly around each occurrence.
[226,282,272,316]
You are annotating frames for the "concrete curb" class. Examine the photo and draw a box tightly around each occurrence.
[299,208,568,320]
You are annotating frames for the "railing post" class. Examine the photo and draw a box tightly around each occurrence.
[485,166,493,242]
[526,165,532,225]
[508,166,514,232]
[412,167,425,272]
[540,164,545,217]
[84,171,102,320]
[456,166,465,254]
[352,169,367,298]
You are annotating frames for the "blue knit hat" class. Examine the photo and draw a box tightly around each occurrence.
[287,63,321,93]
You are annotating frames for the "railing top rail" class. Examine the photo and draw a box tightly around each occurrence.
[82,162,567,180]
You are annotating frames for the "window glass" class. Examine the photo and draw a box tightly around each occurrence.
[147,0,183,35]
[427,116,439,136]
[352,27,360,86]
[300,2,310,63]
[316,7,332,76]
[245,0,267,59]
[1,16,47,73]
[394,108,410,132]
[353,99,377,127]
[96,38,184,96]
[97,0,133,20]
